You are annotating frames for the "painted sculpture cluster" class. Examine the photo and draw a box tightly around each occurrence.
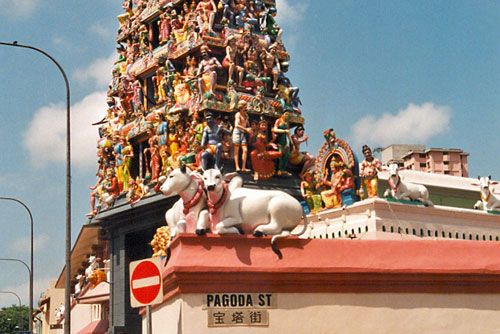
[87,0,317,218]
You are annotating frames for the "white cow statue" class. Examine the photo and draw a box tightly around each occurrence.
[159,165,209,236]
[202,168,307,257]
[383,164,433,206]
[472,176,500,212]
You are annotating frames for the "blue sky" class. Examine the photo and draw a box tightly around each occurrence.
[0,0,499,307]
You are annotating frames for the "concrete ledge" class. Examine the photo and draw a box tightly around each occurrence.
[157,234,500,306]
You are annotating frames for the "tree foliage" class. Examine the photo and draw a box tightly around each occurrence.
[0,305,29,333]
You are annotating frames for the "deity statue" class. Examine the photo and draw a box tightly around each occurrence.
[232,100,252,172]
[272,112,292,176]
[250,118,281,181]
[359,145,382,199]
[201,112,231,170]
[197,45,222,97]
[290,125,315,179]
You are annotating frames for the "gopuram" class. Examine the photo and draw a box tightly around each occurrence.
[52,1,500,334]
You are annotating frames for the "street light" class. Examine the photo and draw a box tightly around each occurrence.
[0,258,31,333]
[0,197,33,332]
[0,290,22,331]
[0,41,71,334]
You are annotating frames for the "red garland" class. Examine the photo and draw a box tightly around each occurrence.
[207,181,229,214]
[182,178,204,215]
[388,176,401,192]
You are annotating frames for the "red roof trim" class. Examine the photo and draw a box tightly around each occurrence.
[154,235,500,306]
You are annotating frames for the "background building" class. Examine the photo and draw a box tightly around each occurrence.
[382,144,469,177]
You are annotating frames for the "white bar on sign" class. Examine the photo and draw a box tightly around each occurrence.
[132,276,160,289]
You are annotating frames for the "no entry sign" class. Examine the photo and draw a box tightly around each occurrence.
[129,257,163,308]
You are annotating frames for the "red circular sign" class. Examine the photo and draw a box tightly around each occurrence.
[131,260,162,305]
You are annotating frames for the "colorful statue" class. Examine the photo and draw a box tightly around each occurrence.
[223,35,244,86]
[150,226,172,258]
[300,171,323,214]
[197,45,221,97]
[272,112,291,176]
[250,118,281,181]
[320,161,353,209]
[232,100,252,172]
[201,112,231,170]
[359,145,382,199]
[290,125,315,179]
[195,0,216,35]
[144,128,161,182]
[261,45,280,90]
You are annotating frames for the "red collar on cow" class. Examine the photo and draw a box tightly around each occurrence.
[207,181,228,214]
[481,192,491,203]
[182,178,204,215]
[388,176,401,192]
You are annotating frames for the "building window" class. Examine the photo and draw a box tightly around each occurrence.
[444,161,449,165]
[419,154,426,158]
[420,163,426,168]
[332,233,335,239]
[444,171,450,174]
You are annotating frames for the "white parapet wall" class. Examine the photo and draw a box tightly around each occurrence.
[304,198,500,241]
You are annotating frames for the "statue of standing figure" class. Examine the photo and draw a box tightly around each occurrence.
[359,145,382,199]
[201,112,231,170]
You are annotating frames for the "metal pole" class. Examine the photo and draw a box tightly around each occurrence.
[146,305,152,334]
[0,198,33,333]
[0,41,71,334]
[0,290,22,331]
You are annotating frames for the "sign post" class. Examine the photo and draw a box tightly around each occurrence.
[129,257,163,334]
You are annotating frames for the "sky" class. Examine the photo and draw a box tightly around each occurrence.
[1,0,500,308]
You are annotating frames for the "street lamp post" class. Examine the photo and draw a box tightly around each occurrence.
[0,41,71,334]
[0,198,33,332]
[0,290,22,331]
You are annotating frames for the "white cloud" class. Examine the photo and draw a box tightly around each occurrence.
[275,0,307,27]
[22,91,107,170]
[0,0,39,18]
[89,23,115,39]
[12,233,50,253]
[73,53,116,89]
[351,102,452,148]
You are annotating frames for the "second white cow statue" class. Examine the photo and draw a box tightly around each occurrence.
[202,168,307,258]
[383,164,433,206]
